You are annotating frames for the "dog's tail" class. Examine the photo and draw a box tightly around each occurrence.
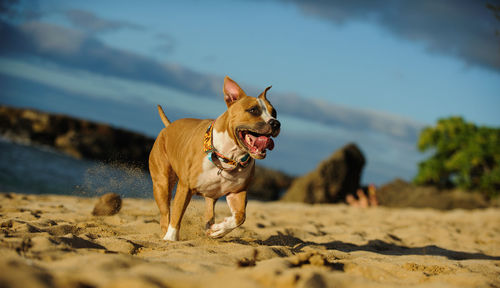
[157,105,171,127]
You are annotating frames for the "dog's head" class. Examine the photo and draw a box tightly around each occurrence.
[223,76,280,160]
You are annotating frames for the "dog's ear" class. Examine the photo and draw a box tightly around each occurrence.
[223,76,246,107]
[258,86,272,101]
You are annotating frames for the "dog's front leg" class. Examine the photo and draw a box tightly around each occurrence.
[208,191,247,239]
[204,197,217,231]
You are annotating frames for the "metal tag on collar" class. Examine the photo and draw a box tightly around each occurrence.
[239,153,250,166]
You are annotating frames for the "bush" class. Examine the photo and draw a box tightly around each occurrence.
[414,116,500,197]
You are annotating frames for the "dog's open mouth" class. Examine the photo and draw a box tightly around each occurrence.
[237,129,274,158]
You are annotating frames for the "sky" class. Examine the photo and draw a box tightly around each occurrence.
[1,0,499,185]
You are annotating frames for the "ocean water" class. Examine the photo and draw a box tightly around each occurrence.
[0,139,153,198]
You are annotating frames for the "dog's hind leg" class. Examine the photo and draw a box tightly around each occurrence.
[152,163,178,235]
[165,182,192,241]
[150,135,178,236]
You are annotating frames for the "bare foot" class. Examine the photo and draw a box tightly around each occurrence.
[357,189,369,208]
[346,194,359,207]
[368,184,378,207]
[346,185,379,208]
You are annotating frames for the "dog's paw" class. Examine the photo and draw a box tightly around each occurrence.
[207,223,229,238]
[163,225,179,241]
[207,217,236,239]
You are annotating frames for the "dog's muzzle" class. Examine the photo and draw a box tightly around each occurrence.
[268,119,281,137]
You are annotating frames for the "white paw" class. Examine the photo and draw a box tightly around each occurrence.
[163,225,178,241]
[208,225,229,238]
[208,217,236,238]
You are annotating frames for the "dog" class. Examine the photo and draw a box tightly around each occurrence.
[149,76,280,241]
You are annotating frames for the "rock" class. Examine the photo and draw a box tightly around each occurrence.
[0,106,154,170]
[92,193,122,216]
[248,166,294,201]
[54,131,82,158]
[281,143,365,203]
[377,179,489,210]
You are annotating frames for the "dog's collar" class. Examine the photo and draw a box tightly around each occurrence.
[203,120,251,173]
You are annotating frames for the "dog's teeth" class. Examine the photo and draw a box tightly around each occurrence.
[245,134,253,145]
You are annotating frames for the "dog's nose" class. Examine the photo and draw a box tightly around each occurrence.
[269,119,280,131]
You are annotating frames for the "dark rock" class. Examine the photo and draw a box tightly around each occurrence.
[281,143,365,203]
[0,106,154,170]
[248,166,293,201]
[377,179,489,210]
[92,193,122,216]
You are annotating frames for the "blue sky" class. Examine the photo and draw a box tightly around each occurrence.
[1,0,499,185]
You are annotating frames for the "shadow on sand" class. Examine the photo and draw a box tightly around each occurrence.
[230,232,500,261]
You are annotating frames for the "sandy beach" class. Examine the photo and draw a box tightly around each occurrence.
[0,192,499,288]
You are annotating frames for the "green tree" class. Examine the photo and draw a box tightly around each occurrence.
[414,116,500,197]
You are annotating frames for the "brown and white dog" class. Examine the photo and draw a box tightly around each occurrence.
[149,76,280,241]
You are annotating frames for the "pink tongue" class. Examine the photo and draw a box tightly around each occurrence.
[254,136,274,151]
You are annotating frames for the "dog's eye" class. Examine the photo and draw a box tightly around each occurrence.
[271,108,277,118]
[246,106,261,116]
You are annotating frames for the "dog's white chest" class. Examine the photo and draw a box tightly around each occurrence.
[195,157,253,199]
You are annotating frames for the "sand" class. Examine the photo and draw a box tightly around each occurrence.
[0,192,499,288]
